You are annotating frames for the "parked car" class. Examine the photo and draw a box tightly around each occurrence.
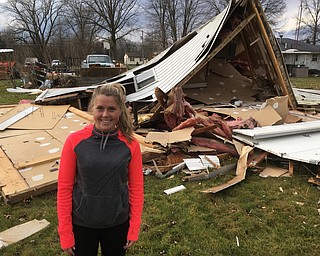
[51,60,61,67]
[81,54,115,68]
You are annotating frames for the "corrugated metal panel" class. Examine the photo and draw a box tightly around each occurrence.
[35,85,98,102]
[233,132,320,165]
[233,120,320,139]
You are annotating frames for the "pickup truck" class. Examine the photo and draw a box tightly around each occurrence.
[81,54,115,68]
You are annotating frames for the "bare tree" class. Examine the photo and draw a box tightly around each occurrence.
[167,0,179,42]
[180,0,210,37]
[2,0,64,63]
[300,0,320,44]
[85,0,140,61]
[145,0,211,50]
[204,0,229,15]
[63,0,101,60]
[145,0,169,49]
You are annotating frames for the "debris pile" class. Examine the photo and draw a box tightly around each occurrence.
[134,85,320,194]
[1,0,320,203]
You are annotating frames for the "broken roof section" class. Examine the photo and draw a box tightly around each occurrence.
[35,0,302,110]
[105,0,297,106]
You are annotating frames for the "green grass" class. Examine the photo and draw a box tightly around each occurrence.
[290,77,320,90]
[0,172,319,256]
[0,80,38,105]
[0,79,320,255]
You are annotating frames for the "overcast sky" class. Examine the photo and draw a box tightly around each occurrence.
[281,0,301,38]
[0,0,302,38]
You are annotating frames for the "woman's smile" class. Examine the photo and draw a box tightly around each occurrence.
[93,95,121,132]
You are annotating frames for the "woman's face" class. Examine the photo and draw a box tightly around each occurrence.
[92,95,121,132]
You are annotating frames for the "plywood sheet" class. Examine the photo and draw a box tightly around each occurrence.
[202,105,281,126]
[0,106,14,117]
[0,129,38,139]
[0,104,69,130]
[19,160,59,187]
[46,112,90,144]
[208,58,252,84]
[0,106,91,203]
[0,148,29,196]
[0,131,63,165]
[184,74,255,104]
[0,106,39,130]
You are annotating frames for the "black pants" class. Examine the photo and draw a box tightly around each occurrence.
[73,220,129,256]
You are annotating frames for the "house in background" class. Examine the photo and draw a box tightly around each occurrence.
[123,52,148,67]
[278,37,320,77]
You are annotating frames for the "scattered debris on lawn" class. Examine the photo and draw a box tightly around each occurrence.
[1,0,320,204]
[164,185,187,195]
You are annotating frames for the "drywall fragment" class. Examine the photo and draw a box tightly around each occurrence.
[259,167,290,178]
[164,185,186,195]
[0,219,50,248]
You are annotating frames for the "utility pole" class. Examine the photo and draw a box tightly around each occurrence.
[294,0,303,47]
[141,30,144,64]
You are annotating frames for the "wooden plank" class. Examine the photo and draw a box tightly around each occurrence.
[289,160,294,176]
[0,148,29,197]
[0,219,50,247]
[5,181,57,204]
[249,1,296,109]
[14,152,61,170]
[68,106,93,121]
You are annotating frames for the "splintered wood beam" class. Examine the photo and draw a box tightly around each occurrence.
[248,151,269,167]
[68,106,93,122]
[249,1,295,109]
[289,160,294,176]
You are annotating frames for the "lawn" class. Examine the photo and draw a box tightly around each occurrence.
[0,80,37,105]
[0,78,319,255]
[290,76,320,90]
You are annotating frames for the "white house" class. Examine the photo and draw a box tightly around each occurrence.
[278,37,320,76]
[123,53,147,66]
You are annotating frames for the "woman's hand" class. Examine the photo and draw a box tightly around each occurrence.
[64,247,75,255]
[124,240,136,250]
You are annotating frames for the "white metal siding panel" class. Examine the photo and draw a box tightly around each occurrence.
[233,132,320,165]
[233,120,320,139]
[126,1,231,102]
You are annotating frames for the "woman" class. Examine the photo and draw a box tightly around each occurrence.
[57,83,144,256]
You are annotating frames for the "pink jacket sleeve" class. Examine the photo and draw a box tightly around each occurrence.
[126,139,144,241]
[57,136,77,249]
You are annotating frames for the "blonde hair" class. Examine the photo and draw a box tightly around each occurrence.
[88,83,134,142]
